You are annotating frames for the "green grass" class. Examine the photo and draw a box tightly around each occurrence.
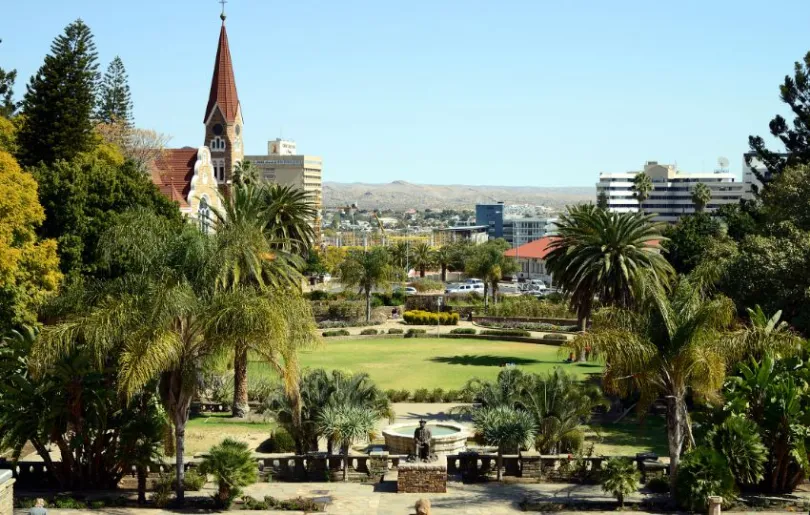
[249,337,602,390]
[586,415,669,456]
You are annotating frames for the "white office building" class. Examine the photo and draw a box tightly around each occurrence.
[597,161,745,223]
[503,218,558,247]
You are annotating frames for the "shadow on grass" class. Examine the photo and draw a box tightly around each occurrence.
[590,416,669,455]
[429,355,545,367]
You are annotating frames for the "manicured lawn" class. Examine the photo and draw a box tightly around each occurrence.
[185,413,275,455]
[248,337,602,390]
[586,415,669,457]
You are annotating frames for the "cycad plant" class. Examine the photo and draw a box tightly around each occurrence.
[473,405,536,481]
[601,458,640,508]
[200,438,258,508]
[318,405,378,481]
[706,417,767,487]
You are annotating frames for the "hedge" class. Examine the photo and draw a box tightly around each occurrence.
[403,310,459,325]
[405,328,427,338]
[360,328,379,336]
[449,328,477,335]
[480,329,531,337]
[388,328,404,335]
[542,333,569,342]
[322,329,351,337]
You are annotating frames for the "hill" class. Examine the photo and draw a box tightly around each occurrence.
[322,181,594,211]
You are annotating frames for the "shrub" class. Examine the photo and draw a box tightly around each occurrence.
[405,328,427,338]
[403,310,459,325]
[388,328,404,334]
[200,439,259,508]
[601,458,640,508]
[326,300,365,322]
[200,372,234,407]
[264,496,324,511]
[675,447,736,512]
[409,279,444,292]
[450,327,476,335]
[645,476,670,494]
[429,388,445,403]
[322,329,350,337]
[557,429,585,454]
[242,495,269,510]
[486,296,575,318]
[706,417,767,487]
[247,379,275,403]
[53,497,86,509]
[443,389,461,402]
[307,290,330,301]
[542,333,569,342]
[480,329,531,337]
[370,296,384,308]
[360,328,379,335]
[257,428,297,453]
[385,389,410,402]
[151,473,174,508]
[413,388,430,402]
[183,468,206,491]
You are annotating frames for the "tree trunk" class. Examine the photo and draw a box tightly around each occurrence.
[232,345,250,418]
[365,290,372,322]
[441,266,447,283]
[618,493,624,508]
[137,465,147,505]
[483,283,489,308]
[175,420,186,504]
[666,395,685,498]
[343,450,349,482]
[497,450,503,481]
[420,267,425,278]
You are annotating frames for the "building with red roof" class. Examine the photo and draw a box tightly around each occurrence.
[503,236,557,285]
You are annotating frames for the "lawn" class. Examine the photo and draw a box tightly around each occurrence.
[586,415,669,457]
[248,337,602,390]
[185,413,275,455]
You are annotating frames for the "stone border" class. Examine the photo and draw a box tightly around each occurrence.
[383,421,470,456]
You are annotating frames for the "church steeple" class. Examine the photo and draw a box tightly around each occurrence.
[204,19,240,124]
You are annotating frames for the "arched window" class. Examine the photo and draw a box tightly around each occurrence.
[212,159,226,182]
[210,136,226,152]
[199,196,211,234]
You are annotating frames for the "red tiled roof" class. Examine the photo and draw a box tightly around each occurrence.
[205,23,240,123]
[504,236,557,260]
[151,148,197,208]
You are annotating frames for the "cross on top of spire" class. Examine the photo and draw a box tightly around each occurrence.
[219,0,228,21]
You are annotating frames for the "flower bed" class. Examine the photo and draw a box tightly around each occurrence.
[403,310,459,325]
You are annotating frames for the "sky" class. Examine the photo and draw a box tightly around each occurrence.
[2,0,808,187]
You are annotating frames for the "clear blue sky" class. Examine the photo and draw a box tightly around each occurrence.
[2,0,807,186]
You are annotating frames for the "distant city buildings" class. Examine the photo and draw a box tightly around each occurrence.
[596,161,745,223]
[503,236,555,284]
[475,202,505,239]
[503,218,558,247]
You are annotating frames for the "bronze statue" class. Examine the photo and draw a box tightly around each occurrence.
[413,419,432,461]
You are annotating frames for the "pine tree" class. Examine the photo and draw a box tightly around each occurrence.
[97,56,133,126]
[0,39,17,118]
[17,20,99,167]
[749,51,810,191]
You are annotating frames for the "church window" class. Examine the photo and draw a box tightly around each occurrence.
[210,136,226,152]
[199,196,211,234]
[213,158,226,182]
[212,123,224,136]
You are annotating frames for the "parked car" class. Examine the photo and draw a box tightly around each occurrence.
[445,283,485,294]
[395,286,418,295]
[465,278,484,285]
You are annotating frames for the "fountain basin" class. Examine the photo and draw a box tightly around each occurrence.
[382,421,469,456]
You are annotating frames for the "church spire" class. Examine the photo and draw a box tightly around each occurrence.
[204,8,240,123]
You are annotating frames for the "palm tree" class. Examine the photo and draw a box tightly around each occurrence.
[465,239,518,307]
[318,405,378,481]
[631,172,653,210]
[411,242,433,278]
[336,247,394,322]
[233,160,259,186]
[200,438,258,507]
[602,458,640,508]
[546,205,674,331]
[390,241,411,271]
[261,184,317,254]
[690,183,712,213]
[473,406,536,480]
[433,246,453,282]
[727,305,804,362]
[569,273,736,495]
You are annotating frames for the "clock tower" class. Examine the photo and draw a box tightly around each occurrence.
[204,11,243,186]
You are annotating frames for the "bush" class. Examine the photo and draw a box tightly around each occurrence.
[675,447,736,512]
[403,310,459,325]
[152,473,174,508]
[370,296,384,309]
[360,328,379,335]
[317,320,382,329]
[306,290,331,301]
[325,300,365,322]
[201,372,234,407]
[707,417,767,487]
[257,428,297,453]
[480,329,531,337]
[53,497,86,509]
[413,388,430,402]
[443,389,461,402]
[385,389,409,402]
[183,468,206,491]
[388,328,404,335]
[645,476,670,494]
[601,458,640,508]
[542,333,569,342]
[322,329,351,337]
[372,291,407,306]
[449,328,476,335]
[486,296,575,318]
[405,328,428,338]
[558,429,585,454]
[200,439,259,508]
[264,495,325,512]
[247,379,275,403]
[409,279,444,292]
[429,388,445,403]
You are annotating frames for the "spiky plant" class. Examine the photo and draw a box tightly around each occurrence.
[601,458,640,507]
[318,405,378,481]
[200,438,258,507]
[473,405,536,481]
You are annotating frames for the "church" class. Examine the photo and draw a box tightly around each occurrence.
[150,10,247,226]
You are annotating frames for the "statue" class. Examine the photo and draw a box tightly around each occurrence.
[413,419,433,462]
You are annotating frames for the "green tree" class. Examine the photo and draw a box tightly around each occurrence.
[233,159,258,187]
[318,404,378,481]
[17,20,99,167]
[715,202,759,242]
[337,247,394,322]
[411,242,433,278]
[473,406,536,481]
[0,40,16,118]
[465,239,517,307]
[433,245,453,282]
[261,183,317,254]
[96,56,133,126]
[691,182,712,213]
[663,213,724,275]
[631,172,653,208]
[760,164,810,231]
[596,189,609,210]
[748,51,810,189]
[546,205,673,331]
[200,439,258,507]
[390,241,411,270]
[601,458,640,508]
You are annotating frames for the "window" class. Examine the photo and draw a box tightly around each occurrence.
[198,196,211,234]
[210,136,226,152]
[213,158,226,182]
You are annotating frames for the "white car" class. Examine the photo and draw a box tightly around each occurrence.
[445,283,485,294]
[465,278,484,285]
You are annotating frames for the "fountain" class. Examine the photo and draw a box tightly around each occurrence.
[382,421,469,456]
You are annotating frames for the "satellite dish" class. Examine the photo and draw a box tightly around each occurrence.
[718,157,730,170]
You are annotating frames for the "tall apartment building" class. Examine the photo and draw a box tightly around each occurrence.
[503,218,557,247]
[742,151,790,199]
[475,202,505,239]
[247,139,323,240]
[597,161,745,223]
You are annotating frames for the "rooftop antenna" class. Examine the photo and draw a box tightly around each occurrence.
[718,156,730,172]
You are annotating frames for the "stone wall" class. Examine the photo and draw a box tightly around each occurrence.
[0,469,14,515]
[397,463,447,493]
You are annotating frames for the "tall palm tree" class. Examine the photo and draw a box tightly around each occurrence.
[318,405,378,481]
[261,184,317,254]
[546,205,673,331]
[466,240,517,307]
[390,241,411,271]
[473,406,536,480]
[433,245,453,282]
[632,172,653,211]
[336,247,394,322]
[690,183,712,213]
[411,242,433,278]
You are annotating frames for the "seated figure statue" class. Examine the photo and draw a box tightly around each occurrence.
[413,419,432,462]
